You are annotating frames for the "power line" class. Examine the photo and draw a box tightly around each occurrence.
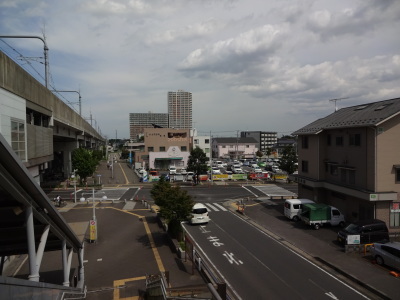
[0,39,80,114]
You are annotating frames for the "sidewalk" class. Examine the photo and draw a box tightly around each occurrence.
[231,199,400,299]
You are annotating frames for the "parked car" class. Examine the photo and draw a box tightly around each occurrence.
[211,167,221,174]
[232,163,241,169]
[337,219,389,245]
[233,167,244,174]
[187,171,194,180]
[168,166,177,174]
[258,161,267,167]
[370,242,400,271]
[138,167,146,174]
[253,166,262,173]
[180,168,187,175]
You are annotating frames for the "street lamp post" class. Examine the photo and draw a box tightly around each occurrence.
[71,169,78,203]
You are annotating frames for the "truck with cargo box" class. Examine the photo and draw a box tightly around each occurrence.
[301,203,345,230]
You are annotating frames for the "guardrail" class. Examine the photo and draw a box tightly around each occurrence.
[191,248,231,300]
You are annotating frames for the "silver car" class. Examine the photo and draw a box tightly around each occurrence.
[370,242,400,270]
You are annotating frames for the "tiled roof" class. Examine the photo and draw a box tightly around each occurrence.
[293,97,400,135]
[213,137,258,144]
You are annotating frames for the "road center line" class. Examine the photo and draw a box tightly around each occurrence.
[117,163,130,184]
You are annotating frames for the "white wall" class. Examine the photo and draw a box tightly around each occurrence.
[0,88,26,144]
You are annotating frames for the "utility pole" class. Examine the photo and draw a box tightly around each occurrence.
[52,90,82,115]
[329,97,349,112]
[0,35,49,88]
[236,130,239,160]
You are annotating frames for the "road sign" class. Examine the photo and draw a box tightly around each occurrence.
[90,219,97,242]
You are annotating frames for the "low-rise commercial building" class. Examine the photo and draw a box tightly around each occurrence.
[134,128,191,169]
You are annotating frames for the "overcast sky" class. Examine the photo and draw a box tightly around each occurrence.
[1,0,399,139]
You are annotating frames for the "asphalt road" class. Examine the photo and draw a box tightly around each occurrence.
[183,212,369,299]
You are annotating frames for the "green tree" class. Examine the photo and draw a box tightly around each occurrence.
[279,145,298,174]
[92,149,104,162]
[71,148,98,184]
[151,177,194,237]
[187,147,208,180]
[265,147,272,157]
[120,148,130,159]
[256,150,263,159]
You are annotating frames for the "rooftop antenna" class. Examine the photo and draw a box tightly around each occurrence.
[329,97,349,112]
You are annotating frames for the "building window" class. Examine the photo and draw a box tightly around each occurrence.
[148,147,154,152]
[160,146,166,151]
[11,120,26,161]
[349,134,361,146]
[222,145,226,148]
[349,170,355,184]
[181,146,187,151]
[204,148,209,153]
[390,203,400,227]
[327,134,331,146]
[336,136,343,146]
[301,160,308,173]
[330,165,338,176]
[301,136,308,149]
[340,169,346,183]
[194,139,199,144]
[205,139,209,144]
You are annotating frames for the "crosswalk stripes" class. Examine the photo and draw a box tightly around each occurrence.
[213,203,228,211]
[252,185,297,198]
[204,203,228,212]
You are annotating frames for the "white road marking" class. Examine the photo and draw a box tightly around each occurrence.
[205,203,219,211]
[213,203,228,211]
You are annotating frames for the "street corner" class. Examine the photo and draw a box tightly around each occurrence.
[111,276,147,300]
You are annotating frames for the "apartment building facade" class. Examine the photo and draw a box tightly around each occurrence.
[291,97,400,234]
[168,90,192,129]
[129,112,168,141]
[240,131,277,153]
[191,129,211,160]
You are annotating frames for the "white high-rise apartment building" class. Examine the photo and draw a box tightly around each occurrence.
[168,90,192,129]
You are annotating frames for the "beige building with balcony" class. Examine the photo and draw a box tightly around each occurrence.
[212,137,258,159]
[134,128,191,169]
[291,97,400,235]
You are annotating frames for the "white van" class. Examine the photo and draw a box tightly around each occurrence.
[190,203,210,224]
[284,199,315,221]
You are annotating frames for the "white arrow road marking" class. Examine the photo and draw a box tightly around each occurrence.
[325,292,339,299]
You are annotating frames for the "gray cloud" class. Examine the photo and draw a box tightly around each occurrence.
[179,24,288,74]
[1,0,399,138]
